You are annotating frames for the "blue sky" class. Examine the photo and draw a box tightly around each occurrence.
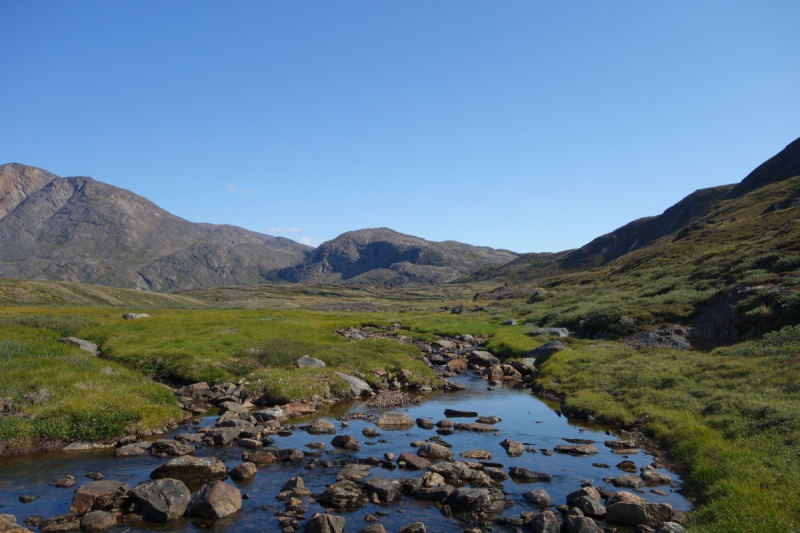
[1,2,798,252]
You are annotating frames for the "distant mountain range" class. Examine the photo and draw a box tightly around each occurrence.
[0,164,516,291]
[1,136,798,293]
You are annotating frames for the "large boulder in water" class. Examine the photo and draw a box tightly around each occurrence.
[150,456,228,488]
[376,412,414,429]
[189,481,242,519]
[69,480,129,517]
[130,479,191,523]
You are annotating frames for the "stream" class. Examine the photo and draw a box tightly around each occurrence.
[0,375,691,532]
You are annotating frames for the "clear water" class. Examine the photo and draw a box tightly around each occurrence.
[0,375,690,531]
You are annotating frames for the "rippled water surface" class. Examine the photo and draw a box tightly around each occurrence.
[0,376,691,531]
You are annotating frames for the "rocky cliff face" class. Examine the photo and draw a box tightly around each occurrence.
[279,228,518,286]
[0,164,311,291]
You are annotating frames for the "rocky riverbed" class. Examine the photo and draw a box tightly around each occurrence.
[0,332,691,533]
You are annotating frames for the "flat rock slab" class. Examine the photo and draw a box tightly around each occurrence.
[397,452,431,470]
[554,444,599,456]
[57,337,99,356]
[508,467,553,482]
[69,480,129,516]
[122,313,150,320]
[150,456,228,488]
[444,409,478,418]
[455,423,497,432]
[375,412,414,429]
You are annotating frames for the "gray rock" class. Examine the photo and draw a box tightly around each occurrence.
[468,350,500,367]
[306,513,346,533]
[79,511,116,532]
[554,444,599,456]
[397,523,427,533]
[529,328,570,338]
[39,514,80,533]
[150,456,228,488]
[229,462,257,482]
[296,355,326,368]
[361,477,402,502]
[416,418,434,430]
[149,439,195,457]
[606,501,673,527]
[509,467,552,482]
[122,313,150,320]
[523,489,552,506]
[376,411,414,429]
[529,341,565,362]
[444,487,506,512]
[252,407,288,424]
[417,443,454,461]
[500,438,524,457]
[502,319,517,326]
[316,480,366,509]
[655,523,687,533]
[564,516,599,533]
[189,481,242,519]
[612,475,646,489]
[334,372,373,396]
[397,452,431,470]
[530,511,560,533]
[459,334,475,342]
[57,337,99,356]
[414,484,454,500]
[304,419,336,435]
[130,479,191,523]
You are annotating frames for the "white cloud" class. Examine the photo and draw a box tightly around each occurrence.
[267,226,303,233]
[299,237,322,247]
[226,183,255,195]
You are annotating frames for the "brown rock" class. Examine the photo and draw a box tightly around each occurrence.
[397,452,431,470]
[79,511,116,532]
[69,481,129,517]
[230,462,257,482]
[189,481,242,519]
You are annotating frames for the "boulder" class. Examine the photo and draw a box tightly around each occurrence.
[316,480,366,509]
[281,476,311,496]
[564,516,599,533]
[305,419,336,435]
[417,443,454,461]
[331,435,360,451]
[529,328,569,338]
[242,450,277,465]
[149,440,195,457]
[502,319,517,326]
[529,341,564,362]
[57,337,99,356]
[500,439,524,457]
[398,523,427,533]
[375,411,414,429]
[414,484,454,501]
[606,501,673,528]
[285,401,317,417]
[397,452,431,470]
[655,523,687,533]
[509,467,552,482]
[530,511,560,533]
[641,468,672,486]
[79,511,116,532]
[252,407,288,424]
[0,515,29,533]
[229,462,257,482]
[361,477,402,502]
[306,513,346,533]
[276,448,306,462]
[468,351,500,367]
[130,479,191,523]
[554,444,599,456]
[523,489,552,507]
[334,372,372,396]
[444,487,506,513]
[189,481,242,519]
[433,340,456,350]
[296,355,326,368]
[444,409,478,418]
[150,456,228,488]
[460,450,492,460]
[39,514,80,533]
[69,480,129,517]
[612,475,646,489]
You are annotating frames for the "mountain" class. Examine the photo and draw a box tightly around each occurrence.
[0,164,312,291]
[278,228,518,286]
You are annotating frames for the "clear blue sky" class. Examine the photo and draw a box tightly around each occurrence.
[1,2,798,253]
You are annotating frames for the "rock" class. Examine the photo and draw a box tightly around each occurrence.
[190,481,242,519]
[317,480,366,509]
[523,489,552,506]
[305,419,336,435]
[115,442,149,457]
[361,477,402,502]
[607,491,646,505]
[414,484,455,501]
[57,337,99,356]
[18,495,38,504]
[0,515,29,533]
[433,340,456,350]
[337,465,372,482]
[617,460,638,473]
[281,476,311,496]
[39,514,81,533]
[397,452,431,470]
[331,435,360,451]
[444,487,506,513]
[79,511,116,532]
[253,407,288,424]
[417,443,454,461]
[612,475,646,489]
[641,469,672,486]
[296,355,326,367]
[236,438,262,449]
[242,450,277,465]
[397,523,427,533]
[217,401,249,416]
[306,513,346,533]
[476,415,501,424]
[444,409,478,418]
[484,467,509,481]
[454,423,496,432]
[460,334,475,342]
[69,480,129,517]
[375,411,414,429]
[567,491,606,517]
[276,448,306,462]
[529,328,570,338]
[502,319,517,326]
[150,456,227,488]
[468,351,500,367]
[554,444,599,456]
[509,467,552,482]
[285,400,317,417]
[564,516,599,533]
[229,462,257,482]
[606,501,673,528]
[149,439,195,457]
[460,450,492,460]
[530,511,560,533]
[442,380,466,391]
[655,522,687,533]
[130,479,190,523]
[362,427,380,438]
[51,475,78,488]
[334,372,372,396]
[500,438,524,457]
[530,341,564,362]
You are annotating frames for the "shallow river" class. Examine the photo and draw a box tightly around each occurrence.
[0,375,691,531]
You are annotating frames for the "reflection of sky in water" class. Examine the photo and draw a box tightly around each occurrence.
[0,375,691,531]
